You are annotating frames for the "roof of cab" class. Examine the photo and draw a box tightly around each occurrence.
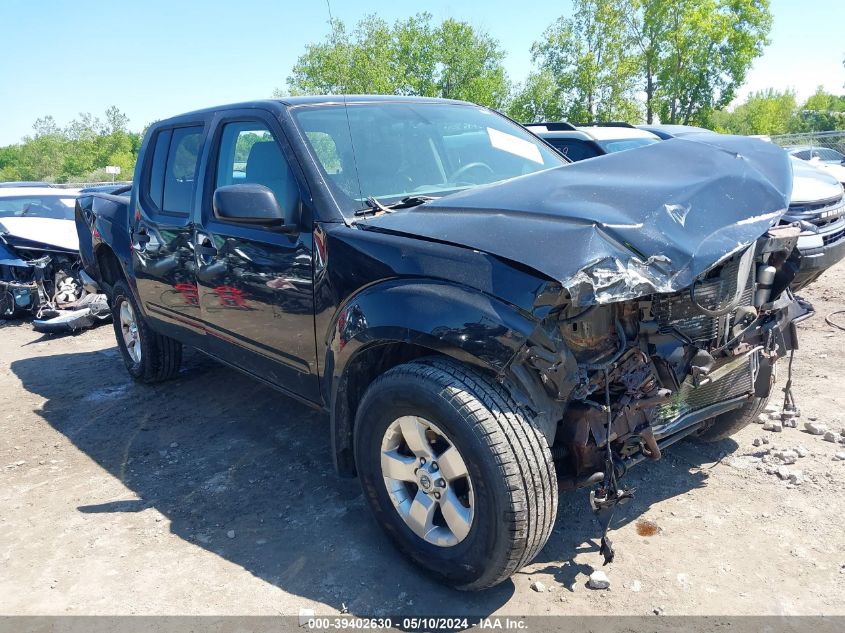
[155,95,475,124]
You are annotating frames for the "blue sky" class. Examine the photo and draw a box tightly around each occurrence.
[0,0,842,145]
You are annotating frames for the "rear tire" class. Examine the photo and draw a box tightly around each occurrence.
[353,357,557,590]
[111,280,182,383]
[694,396,769,442]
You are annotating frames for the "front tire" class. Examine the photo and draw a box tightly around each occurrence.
[111,280,182,383]
[353,358,557,590]
[694,396,769,442]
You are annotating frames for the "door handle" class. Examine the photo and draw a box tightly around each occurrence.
[196,243,218,257]
[194,232,218,260]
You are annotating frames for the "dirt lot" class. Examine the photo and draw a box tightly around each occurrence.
[2,262,845,618]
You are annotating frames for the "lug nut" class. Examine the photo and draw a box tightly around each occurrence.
[433,491,441,500]
[419,457,426,465]
[436,479,446,488]
[431,462,439,471]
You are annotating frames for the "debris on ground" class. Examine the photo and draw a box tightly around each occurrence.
[804,422,828,435]
[788,470,804,485]
[776,466,791,480]
[32,293,110,334]
[763,420,783,432]
[823,431,838,443]
[226,530,235,539]
[834,453,845,461]
[588,570,611,590]
[796,446,810,458]
[773,449,798,465]
[530,581,547,593]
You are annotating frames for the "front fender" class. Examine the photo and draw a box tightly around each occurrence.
[324,278,540,474]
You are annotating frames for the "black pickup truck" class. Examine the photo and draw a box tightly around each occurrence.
[76,96,812,590]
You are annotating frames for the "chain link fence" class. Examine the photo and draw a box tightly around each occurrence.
[52,181,132,190]
[770,130,845,158]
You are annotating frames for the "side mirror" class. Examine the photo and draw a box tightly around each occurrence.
[213,184,299,232]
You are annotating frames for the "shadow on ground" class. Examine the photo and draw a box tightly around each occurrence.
[10,346,738,615]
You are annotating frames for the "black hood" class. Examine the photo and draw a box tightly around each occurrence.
[362,134,793,306]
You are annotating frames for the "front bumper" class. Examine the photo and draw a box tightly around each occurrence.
[794,225,845,289]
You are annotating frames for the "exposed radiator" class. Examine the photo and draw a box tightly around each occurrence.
[653,254,754,345]
[655,352,756,425]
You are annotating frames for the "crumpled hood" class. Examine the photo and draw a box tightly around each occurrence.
[363,134,793,306]
[0,216,79,252]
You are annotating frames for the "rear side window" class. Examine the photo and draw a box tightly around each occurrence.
[146,125,203,216]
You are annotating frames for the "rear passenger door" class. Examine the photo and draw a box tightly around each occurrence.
[194,114,319,402]
[131,123,206,346]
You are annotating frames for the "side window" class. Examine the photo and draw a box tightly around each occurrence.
[793,150,810,160]
[145,125,203,216]
[214,121,299,217]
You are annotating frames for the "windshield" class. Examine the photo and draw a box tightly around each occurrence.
[813,148,845,164]
[292,102,564,213]
[596,138,660,153]
[0,194,76,220]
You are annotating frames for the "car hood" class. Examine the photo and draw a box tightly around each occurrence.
[362,134,792,306]
[0,216,79,252]
[814,161,845,185]
[789,157,843,204]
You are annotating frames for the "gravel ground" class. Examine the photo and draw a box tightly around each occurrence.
[1,261,845,617]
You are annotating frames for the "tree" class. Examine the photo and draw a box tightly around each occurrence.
[789,86,845,132]
[641,0,773,125]
[282,13,510,109]
[0,106,141,183]
[711,88,797,135]
[519,0,641,123]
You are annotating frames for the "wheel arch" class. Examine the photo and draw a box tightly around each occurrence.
[324,279,539,476]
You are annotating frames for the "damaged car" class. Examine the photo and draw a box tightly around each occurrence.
[86,97,812,590]
[0,186,109,331]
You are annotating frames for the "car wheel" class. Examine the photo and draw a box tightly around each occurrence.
[111,280,182,383]
[693,396,769,442]
[353,357,557,590]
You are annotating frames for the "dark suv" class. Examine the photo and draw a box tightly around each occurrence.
[78,96,811,590]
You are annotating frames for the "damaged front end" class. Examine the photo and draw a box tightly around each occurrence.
[0,234,82,318]
[0,226,106,331]
[507,225,812,562]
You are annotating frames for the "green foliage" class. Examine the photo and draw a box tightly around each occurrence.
[647,0,773,125]
[513,0,772,127]
[513,0,642,123]
[282,13,510,109]
[0,107,140,183]
[710,87,845,135]
[711,88,797,135]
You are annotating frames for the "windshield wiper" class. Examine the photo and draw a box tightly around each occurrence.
[354,195,438,217]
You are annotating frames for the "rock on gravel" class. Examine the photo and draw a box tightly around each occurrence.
[763,420,783,432]
[805,422,828,435]
[789,470,804,485]
[796,446,810,458]
[824,431,838,443]
[774,449,798,465]
[834,452,845,461]
[777,466,791,480]
[530,581,547,593]
[588,570,611,590]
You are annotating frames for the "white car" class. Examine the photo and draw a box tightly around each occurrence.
[526,122,661,160]
[0,186,81,315]
[788,146,845,186]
